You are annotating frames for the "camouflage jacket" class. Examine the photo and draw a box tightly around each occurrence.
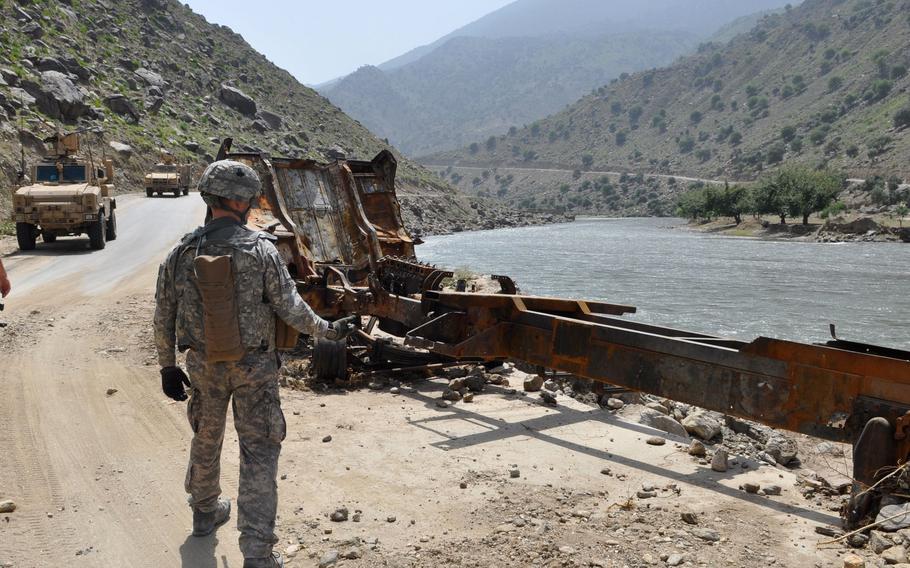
[154,217,329,367]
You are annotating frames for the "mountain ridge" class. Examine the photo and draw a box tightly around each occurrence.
[321,0,797,157]
[425,0,910,216]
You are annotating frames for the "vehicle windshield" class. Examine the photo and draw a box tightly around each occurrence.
[35,164,87,183]
[154,164,178,173]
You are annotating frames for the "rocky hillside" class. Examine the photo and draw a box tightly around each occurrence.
[0,0,524,237]
[321,0,794,157]
[427,0,910,214]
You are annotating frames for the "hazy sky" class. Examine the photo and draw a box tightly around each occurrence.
[183,0,514,85]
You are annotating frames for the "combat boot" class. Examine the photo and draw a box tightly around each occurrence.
[192,497,231,537]
[243,552,284,568]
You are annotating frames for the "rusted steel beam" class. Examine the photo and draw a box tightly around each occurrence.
[408,296,910,448]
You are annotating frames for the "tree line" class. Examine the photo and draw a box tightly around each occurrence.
[676,166,846,225]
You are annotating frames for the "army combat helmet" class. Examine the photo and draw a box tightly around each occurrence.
[197,160,261,203]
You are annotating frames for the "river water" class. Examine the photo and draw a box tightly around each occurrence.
[418,217,910,350]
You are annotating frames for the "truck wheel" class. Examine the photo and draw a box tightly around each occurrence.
[312,338,349,381]
[42,232,57,243]
[106,209,117,241]
[16,223,37,251]
[174,189,180,198]
[146,188,153,197]
[88,211,107,250]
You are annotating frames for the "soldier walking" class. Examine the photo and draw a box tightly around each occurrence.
[154,161,355,567]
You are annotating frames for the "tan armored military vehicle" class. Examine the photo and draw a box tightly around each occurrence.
[144,152,192,197]
[11,132,117,251]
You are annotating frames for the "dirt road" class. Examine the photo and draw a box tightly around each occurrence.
[0,193,850,567]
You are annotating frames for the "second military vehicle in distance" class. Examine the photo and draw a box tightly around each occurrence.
[144,152,192,197]
[11,132,117,251]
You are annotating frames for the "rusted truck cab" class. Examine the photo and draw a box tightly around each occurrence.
[12,133,117,251]
[222,143,414,283]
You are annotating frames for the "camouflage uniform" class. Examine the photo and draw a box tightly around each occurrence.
[154,197,329,558]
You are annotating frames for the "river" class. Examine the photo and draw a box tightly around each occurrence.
[417,217,910,350]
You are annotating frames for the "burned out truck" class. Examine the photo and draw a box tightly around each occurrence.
[218,138,910,530]
[11,132,117,251]
[144,153,192,197]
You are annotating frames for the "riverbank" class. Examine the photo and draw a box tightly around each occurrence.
[398,190,574,238]
[682,215,910,244]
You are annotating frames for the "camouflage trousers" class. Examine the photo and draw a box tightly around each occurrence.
[185,350,286,559]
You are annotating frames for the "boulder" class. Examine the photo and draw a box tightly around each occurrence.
[881,545,908,565]
[0,68,19,86]
[36,57,67,74]
[765,432,798,465]
[8,87,36,108]
[13,6,32,22]
[523,375,543,393]
[118,58,139,71]
[878,503,910,532]
[146,96,164,114]
[147,85,164,98]
[251,118,270,133]
[218,84,257,116]
[108,141,133,157]
[257,109,283,130]
[711,448,729,472]
[22,71,88,121]
[639,408,689,439]
[135,67,166,88]
[183,140,200,152]
[60,57,91,81]
[22,22,43,39]
[103,94,140,122]
[681,411,722,440]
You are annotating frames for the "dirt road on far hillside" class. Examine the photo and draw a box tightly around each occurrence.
[0,194,848,567]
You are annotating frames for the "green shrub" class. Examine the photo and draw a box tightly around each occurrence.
[809,126,829,145]
[867,136,892,159]
[827,76,844,92]
[678,136,696,153]
[767,143,786,164]
[781,125,797,142]
[894,106,910,129]
[864,79,893,102]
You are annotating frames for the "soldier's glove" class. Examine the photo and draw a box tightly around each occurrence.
[160,366,191,401]
[324,315,359,342]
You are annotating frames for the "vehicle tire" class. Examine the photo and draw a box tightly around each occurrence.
[312,338,348,381]
[174,189,180,198]
[88,211,106,250]
[146,188,153,198]
[42,232,57,243]
[16,223,36,251]
[183,187,189,196]
[106,209,117,241]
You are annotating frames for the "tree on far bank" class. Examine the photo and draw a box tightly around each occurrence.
[756,166,843,225]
